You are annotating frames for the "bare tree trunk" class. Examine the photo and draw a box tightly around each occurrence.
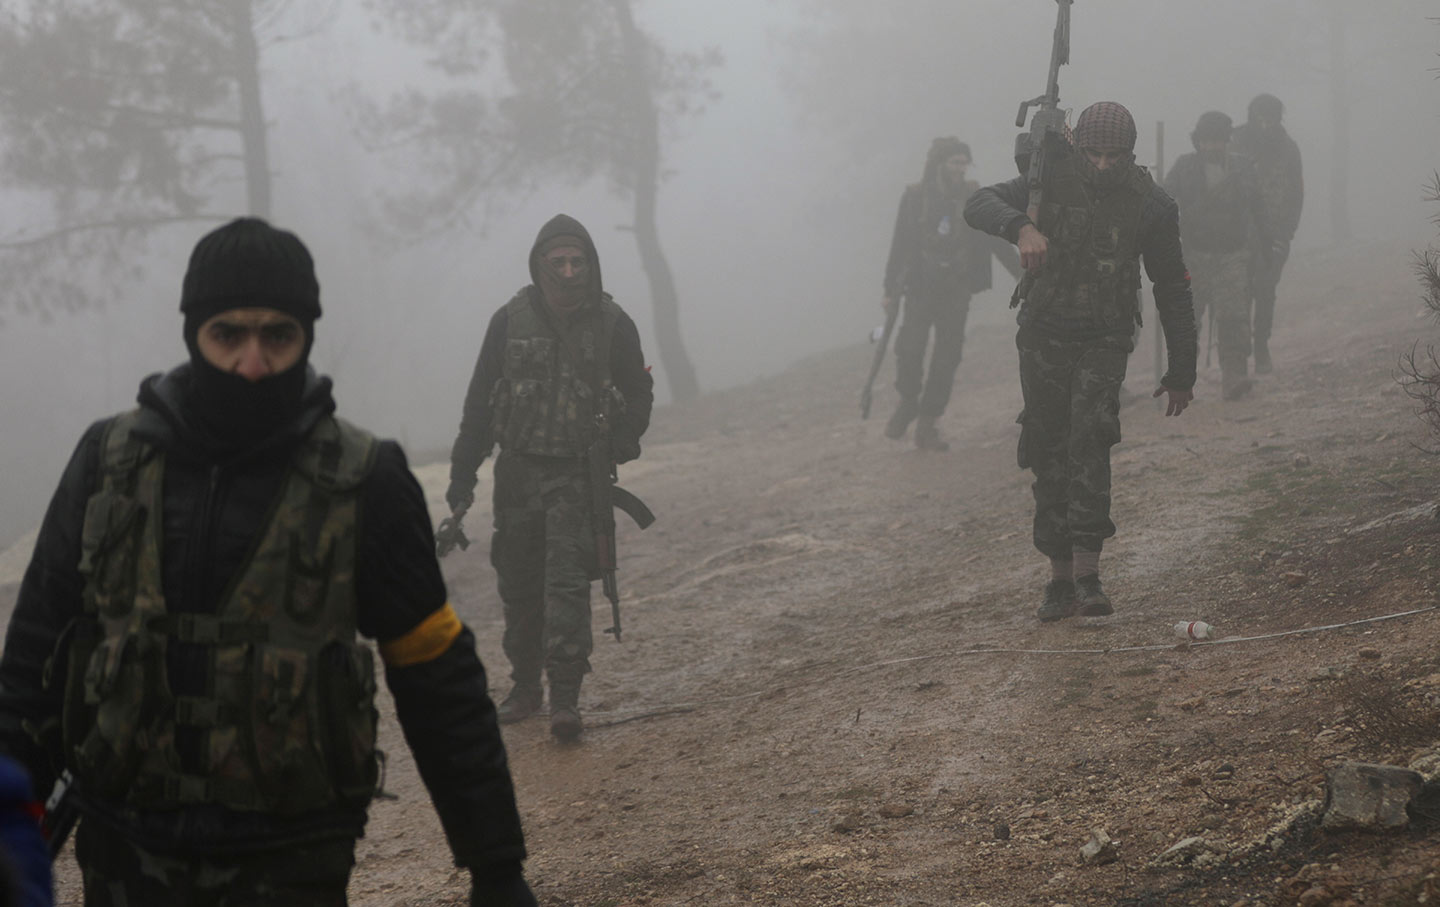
[610,0,700,403]
[1328,2,1352,244]
[231,0,272,218]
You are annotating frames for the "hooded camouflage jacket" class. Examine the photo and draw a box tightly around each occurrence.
[450,215,653,498]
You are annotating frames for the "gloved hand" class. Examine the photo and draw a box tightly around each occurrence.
[470,863,537,907]
[446,479,476,513]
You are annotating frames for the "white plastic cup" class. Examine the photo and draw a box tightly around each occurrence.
[1174,620,1215,641]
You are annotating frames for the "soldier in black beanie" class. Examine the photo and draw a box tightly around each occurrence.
[0,218,537,905]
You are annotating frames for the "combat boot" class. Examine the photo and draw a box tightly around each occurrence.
[914,418,950,452]
[549,682,583,742]
[1036,578,1077,622]
[1075,574,1114,617]
[496,682,543,724]
[1254,341,1273,375]
[885,398,919,440]
[1221,372,1253,401]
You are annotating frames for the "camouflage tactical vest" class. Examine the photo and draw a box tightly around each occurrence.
[1016,152,1151,328]
[61,411,380,814]
[490,290,622,458]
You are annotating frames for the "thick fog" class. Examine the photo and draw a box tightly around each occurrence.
[1,0,1437,548]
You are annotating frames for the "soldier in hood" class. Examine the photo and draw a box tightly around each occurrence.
[965,102,1198,622]
[0,218,535,904]
[1230,93,1303,374]
[881,137,1022,450]
[448,214,654,743]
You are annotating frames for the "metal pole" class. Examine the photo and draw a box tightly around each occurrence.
[1153,121,1165,404]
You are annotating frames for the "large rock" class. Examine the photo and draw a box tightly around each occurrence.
[1321,762,1424,830]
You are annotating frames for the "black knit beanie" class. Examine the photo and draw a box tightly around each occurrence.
[180,217,321,327]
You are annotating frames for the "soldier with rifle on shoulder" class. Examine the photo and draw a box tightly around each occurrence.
[446,214,654,743]
[964,0,1197,623]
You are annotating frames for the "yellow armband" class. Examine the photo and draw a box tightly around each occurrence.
[379,603,463,668]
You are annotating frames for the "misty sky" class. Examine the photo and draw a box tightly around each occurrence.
[1,0,1437,550]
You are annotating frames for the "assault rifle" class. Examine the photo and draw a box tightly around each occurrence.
[859,298,900,420]
[589,413,655,642]
[42,770,79,860]
[1014,0,1074,225]
[435,504,471,558]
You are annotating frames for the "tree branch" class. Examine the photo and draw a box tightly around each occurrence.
[0,213,231,251]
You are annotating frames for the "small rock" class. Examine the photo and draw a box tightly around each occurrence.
[1322,762,1424,830]
[993,822,1011,840]
[1358,646,1382,660]
[1079,828,1118,865]
[1155,836,1210,866]
[1282,571,1310,588]
[1293,453,1312,468]
[830,813,863,834]
[1297,886,1330,907]
[878,803,914,819]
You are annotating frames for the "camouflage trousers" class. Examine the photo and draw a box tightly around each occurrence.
[490,451,595,690]
[1191,249,1253,376]
[1249,239,1290,346]
[894,291,972,420]
[1015,326,1131,559]
[75,820,353,906]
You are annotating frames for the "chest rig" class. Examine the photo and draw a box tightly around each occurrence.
[1015,152,1151,328]
[61,412,380,814]
[491,290,622,458]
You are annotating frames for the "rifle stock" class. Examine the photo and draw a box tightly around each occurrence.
[860,301,901,420]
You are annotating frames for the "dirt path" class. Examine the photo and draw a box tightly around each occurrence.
[47,237,1440,905]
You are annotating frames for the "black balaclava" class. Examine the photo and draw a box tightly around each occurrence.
[179,217,321,445]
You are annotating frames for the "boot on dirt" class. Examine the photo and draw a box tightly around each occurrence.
[913,418,950,452]
[1036,578,1077,622]
[496,682,544,724]
[1221,372,1253,401]
[549,683,583,742]
[1074,574,1113,617]
[885,397,919,440]
[1254,341,1272,375]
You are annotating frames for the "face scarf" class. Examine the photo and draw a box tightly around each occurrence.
[536,245,594,314]
[1078,152,1137,192]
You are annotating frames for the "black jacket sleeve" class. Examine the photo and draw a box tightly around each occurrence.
[883,186,919,298]
[384,630,527,871]
[611,308,653,462]
[1243,159,1273,253]
[1281,138,1304,241]
[449,307,509,502]
[963,176,1032,244]
[0,421,107,796]
[1139,187,1198,391]
[358,444,527,871]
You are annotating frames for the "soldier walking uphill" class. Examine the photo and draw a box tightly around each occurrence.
[1230,93,1303,374]
[964,102,1198,622]
[1165,111,1271,400]
[882,137,1022,450]
[447,215,653,743]
[0,219,536,905]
